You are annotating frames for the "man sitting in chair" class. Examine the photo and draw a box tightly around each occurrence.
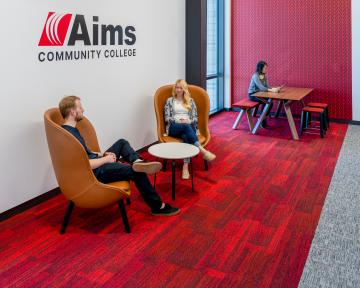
[59,96,180,216]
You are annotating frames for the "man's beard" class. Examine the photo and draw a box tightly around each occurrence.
[75,112,83,122]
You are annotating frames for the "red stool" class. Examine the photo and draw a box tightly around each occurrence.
[232,99,260,131]
[307,102,329,128]
[300,106,326,138]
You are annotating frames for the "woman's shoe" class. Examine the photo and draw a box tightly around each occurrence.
[182,168,190,179]
[203,151,216,162]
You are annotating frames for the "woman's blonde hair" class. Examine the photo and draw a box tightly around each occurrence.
[172,79,191,110]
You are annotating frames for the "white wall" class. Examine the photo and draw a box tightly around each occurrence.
[0,0,185,213]
[352,0,360,121]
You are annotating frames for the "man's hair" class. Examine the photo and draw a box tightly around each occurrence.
[59,96,80,119]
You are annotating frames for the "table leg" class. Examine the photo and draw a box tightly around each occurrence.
[190,158,194,192]
[275,100,282,118]
[153,173,156,189]
[252,98,273,134]
[172,160,176,200]
[283,100,299,140]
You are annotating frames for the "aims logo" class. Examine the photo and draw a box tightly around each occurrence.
[38,12,136,47]
[38,12,72,46]
[37,12,137,62]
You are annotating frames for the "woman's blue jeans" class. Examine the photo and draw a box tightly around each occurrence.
[169,123,199,145]
[169,123,200,164]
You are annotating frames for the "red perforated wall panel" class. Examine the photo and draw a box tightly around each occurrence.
[231,0,352,120]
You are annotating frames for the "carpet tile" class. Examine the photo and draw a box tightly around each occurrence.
[0,112,347,287]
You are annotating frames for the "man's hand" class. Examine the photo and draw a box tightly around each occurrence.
[104,153,116,163]
[89,153,116,169]
[104,152,116,158]
[96,151,116,158]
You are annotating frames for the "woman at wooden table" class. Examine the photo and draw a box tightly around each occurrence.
[164,79,216,179]
[248,60,282,127]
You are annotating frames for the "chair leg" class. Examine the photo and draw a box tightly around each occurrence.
[204,159,208,171]
[245,109,255,131]
[300,111,305,136]
[323,107,329,129]
[275,100,282,118]
[118,199,131,233]
[252,106,259,117]
[190,158,194,192]
[60,201,74,234]
[319,113,324,138]
[306,112,311,127]
[232,109,244,129]
[326,107,330,128]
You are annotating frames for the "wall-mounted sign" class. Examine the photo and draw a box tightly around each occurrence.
[37,12,137,62]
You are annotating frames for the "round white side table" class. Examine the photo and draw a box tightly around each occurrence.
[148,142,200,200]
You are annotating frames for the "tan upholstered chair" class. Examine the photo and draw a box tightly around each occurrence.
[154,84,211,169]
[44,108,131,234]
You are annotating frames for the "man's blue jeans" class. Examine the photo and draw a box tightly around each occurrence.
[93,139,162,210]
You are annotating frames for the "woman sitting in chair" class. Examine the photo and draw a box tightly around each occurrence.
[248,60,282,127]
[164,79,216,179]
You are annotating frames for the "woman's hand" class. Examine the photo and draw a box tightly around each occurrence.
[269,87,280,93]
[179,118,191,124]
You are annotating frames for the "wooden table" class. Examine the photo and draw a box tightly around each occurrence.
[252,87,313,140]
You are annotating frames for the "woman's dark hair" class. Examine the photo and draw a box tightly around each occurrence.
[256,61,267,74]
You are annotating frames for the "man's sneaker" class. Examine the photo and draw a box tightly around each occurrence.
[132,161,162,174]
[151,204,180,216]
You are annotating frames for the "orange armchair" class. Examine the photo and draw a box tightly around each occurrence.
[154,84,211,169]
[44,108,131,234]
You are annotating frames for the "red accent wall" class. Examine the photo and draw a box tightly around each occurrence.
[231,0,352,120]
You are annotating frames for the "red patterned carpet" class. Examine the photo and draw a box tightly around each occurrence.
[0,112,347,287]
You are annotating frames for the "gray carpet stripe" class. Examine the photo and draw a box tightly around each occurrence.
[299,125,360,288]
